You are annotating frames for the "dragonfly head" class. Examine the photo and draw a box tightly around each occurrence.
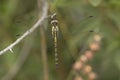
[50,13,58,26]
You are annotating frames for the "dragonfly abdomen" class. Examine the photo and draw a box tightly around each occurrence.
[51,14,59,69]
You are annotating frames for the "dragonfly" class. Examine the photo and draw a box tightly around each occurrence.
[49,13,97,70]
[50,13,59,68]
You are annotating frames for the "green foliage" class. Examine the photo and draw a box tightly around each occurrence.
[0,0,120,80]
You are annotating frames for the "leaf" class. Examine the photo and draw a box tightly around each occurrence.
[89,0,102,7]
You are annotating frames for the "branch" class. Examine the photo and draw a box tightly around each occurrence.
[1,35,34,80]
[0,0,48,55]
[38,0,49,80]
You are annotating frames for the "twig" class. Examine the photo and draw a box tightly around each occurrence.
[0,0,48,55]
[38,0,49,80]
[40,26,49,80]
[1,35,34,80]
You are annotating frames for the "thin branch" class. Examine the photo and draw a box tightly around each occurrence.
[1,35,34,80]
[38,0,49,80]
[40,25,49,80]
[0,0,48,55]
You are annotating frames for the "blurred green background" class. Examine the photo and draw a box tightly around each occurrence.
[0,0,120,80]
